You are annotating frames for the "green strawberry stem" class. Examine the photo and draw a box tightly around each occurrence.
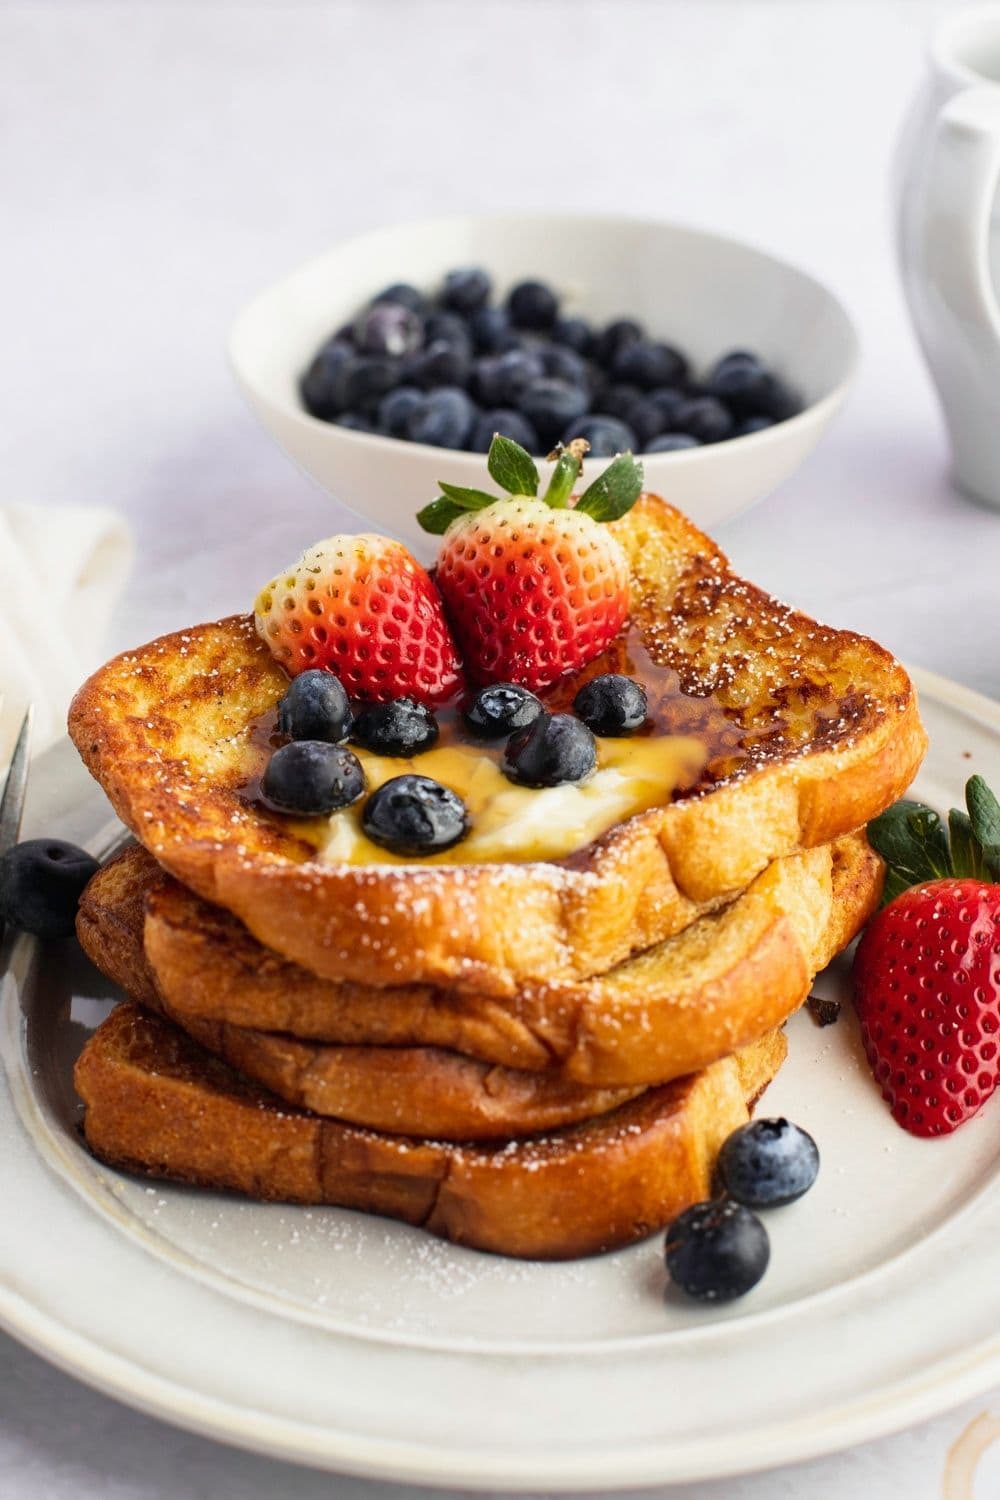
[867,774,1000,903]
[417,434,643,535]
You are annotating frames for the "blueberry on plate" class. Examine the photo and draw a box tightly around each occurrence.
[371,282,426,315]
[593,318,644,368]
[671,395,734,444]
[645,433,701,452]
[278,670,353,744]
[405,388,477,449]
[552,315,594,355]
[300,341,353,419]
[464,682,544,738]
[262,741,365,816]
[472,348,545,407]
[0,839,100,940]
[562,414,638,457]
[362,774,469,855]
[378,385,424,437]
[518,377,590,446]
[573,674,648,736]
[717,1118,820,1208]
[664,1199,770,1303]
[352,697,439,756]
[506,279,559,330]
[503,712,597,787]
[610,339,688,390]
[468,305,513,354]
[469,408,539,454]
[440,267,492,315]
[409,338,471,390]
[353,301,424,359]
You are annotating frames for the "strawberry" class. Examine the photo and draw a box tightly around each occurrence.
[254,534,463,705]
[418,435,642,691]
[853,775,1000,1136]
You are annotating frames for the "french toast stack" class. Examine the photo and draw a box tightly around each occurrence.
[69,497,925,1259]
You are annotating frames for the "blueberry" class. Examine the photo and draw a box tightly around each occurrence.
[353,301,424,358]
[646,433,701,452]
[717,1118,820,1208]
[409,338,471,390]
[371,283,426,315]
[712,349,759,371]
[378,385,424,437]
[440,267,492,315]
[469,408,539,454]
[518,378,589,446]
[464,683,544,738]
[703,355,771,412]
[352,697,439,756]
[665,1199,770,1302]
[670,396,734,444]
[261,741,365,816]
[751,372,799,421]
[610,339,688,390]
[334,412,374,432]
[507,279,559,330]
[539,344,592,390]
[473,348,545,406]
[503,712,597,787]
[552,316,594,355]
[627,395,671,446]
[573,674,648,736]
[0,839,100,939]
[423,310,472,354]
[599,383,643,423]
[300,341,353,419]
[339,354,402,408]
[562,414,638,457]
[736,415,775,436]
[593,318,643,367]
[278,670,352,743]
[405,387,476,448]
[468,305,514,354]
[362,774,469,855]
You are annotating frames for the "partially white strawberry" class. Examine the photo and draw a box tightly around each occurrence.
[418,436,642,691]
[254,534,463,704]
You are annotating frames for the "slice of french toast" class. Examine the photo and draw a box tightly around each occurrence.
[69,496,922,996]
[73,1002,786,1259]
[78,833,879,1098]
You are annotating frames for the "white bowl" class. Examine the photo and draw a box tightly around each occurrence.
[229,213,858,560]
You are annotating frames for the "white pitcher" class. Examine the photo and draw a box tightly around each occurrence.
[897,5,1000,509]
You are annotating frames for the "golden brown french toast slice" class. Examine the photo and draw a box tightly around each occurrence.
[69,495,922,996]
[73,1003,786,1259]
[78,833,879,1098]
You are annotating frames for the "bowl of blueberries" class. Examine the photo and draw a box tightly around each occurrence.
[230,213,858,556]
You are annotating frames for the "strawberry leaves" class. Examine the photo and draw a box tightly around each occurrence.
[418,435,643,534]
[575,452,645,522]
[868,775,1000,903]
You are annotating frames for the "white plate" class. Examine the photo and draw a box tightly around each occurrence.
[1,667,998,1489]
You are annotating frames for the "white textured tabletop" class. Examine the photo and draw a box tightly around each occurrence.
[1,1,999,1496]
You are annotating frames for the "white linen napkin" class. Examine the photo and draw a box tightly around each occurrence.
[0,503,133,760]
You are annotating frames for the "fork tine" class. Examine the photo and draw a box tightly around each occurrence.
[0,705,34,859]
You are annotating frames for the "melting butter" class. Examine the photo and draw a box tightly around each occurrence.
[303,735,707,867]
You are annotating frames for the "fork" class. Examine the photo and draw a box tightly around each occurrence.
[0,706,33,949]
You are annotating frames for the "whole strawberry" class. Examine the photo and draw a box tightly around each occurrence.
[418,436,642,691]
[254,534,463,704]
[854,776,1000,1136]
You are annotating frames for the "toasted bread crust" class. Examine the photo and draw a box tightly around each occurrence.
[69,496,923,995]
[79,834,880,1101]
[74,1003,786,1258]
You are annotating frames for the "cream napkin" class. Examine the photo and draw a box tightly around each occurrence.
[0,504,133,760]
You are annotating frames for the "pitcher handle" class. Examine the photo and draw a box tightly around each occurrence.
[922,86,1000,351]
